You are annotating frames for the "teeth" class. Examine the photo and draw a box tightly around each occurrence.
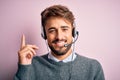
[58,41,62,42]
[56,41,65,46]
[57,41,64,44]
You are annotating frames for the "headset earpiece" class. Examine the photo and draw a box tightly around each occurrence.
[41,26,47,40]
[72,28,77,38]
[72,22,79,38]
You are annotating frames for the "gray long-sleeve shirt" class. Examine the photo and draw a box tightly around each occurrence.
[14,53,105,80]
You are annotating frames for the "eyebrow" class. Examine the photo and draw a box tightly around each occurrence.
[48,26,70,31]
[61,26,69,28]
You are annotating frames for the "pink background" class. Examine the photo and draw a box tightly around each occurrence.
[0,0,120,80]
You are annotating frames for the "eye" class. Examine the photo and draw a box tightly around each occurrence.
[61,26,69,32]
[62,28,69,32]
[48,29,56,33]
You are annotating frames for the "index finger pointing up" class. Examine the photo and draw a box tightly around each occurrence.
[21,34,25,48]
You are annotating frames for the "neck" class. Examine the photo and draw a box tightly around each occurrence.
[51,48,72,61]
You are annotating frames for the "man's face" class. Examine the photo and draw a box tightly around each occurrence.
[45,17,73,56]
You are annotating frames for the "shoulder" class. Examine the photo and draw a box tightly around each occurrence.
[75,53,103,69]
[77,54,105,79]
[75,53,105,79]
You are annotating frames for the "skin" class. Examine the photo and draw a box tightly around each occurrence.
[45,17,73,60]
[18,17,73,65]
[18,35,39,65]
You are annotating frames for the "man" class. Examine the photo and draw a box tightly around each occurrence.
[14,5,105,80]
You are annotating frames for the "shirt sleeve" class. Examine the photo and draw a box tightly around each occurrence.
[14,64,35,80]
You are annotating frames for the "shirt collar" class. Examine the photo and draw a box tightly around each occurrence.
[48,52,77,63]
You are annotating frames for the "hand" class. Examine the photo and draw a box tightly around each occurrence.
[18,35,39,65]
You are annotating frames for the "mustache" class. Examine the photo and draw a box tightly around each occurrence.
[52,39,67,43]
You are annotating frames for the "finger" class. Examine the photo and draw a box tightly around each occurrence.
[19,47,36,55]
[26,54,32,59]
[19,50,34,59]
[25,51,33,59]
[28,47,36,55]
[19,45,38,55]
[19,47,36,56]
[21,34,25,48]
[30,45,39,50]
[25,50,35,59]
[26,48,37,59]
[26,45,39,50]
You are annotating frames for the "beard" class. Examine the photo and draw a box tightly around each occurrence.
[49,43,72,56]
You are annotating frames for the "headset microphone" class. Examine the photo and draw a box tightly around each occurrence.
[64,31,79,47]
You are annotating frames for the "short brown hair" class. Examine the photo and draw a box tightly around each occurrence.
[41,5,75,28]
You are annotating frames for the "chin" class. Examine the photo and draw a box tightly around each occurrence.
[53,51,67,56]
[49,44,72,56]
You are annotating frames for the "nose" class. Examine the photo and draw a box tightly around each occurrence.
[56,29,63,40]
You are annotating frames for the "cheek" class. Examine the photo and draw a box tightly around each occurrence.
[68,35,73,40]
[65,33,73,41]
[67,31,73,37]
[47,34,55,42]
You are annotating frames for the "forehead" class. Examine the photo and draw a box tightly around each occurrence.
[45,17,72,28]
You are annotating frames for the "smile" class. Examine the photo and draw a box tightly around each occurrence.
[55,41,65,47]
